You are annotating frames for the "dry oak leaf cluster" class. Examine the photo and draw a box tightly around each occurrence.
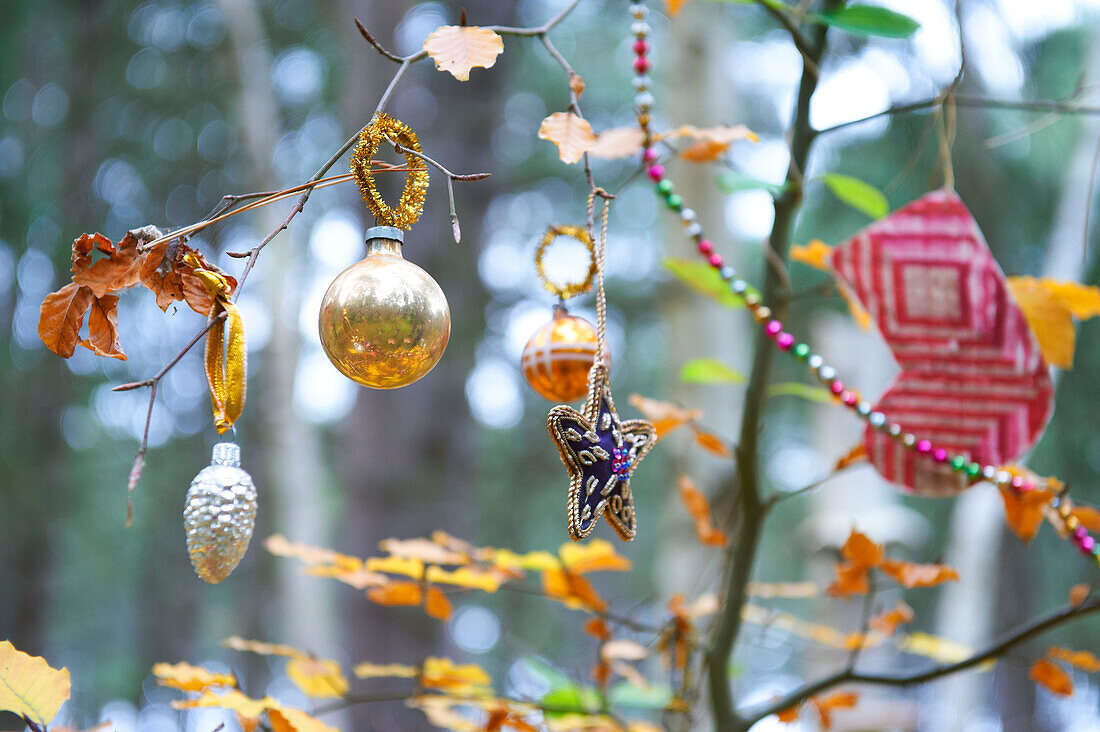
[0,640,71,729]
[423,25,504,81]
[826,528,959,597]
[38,229,236,360]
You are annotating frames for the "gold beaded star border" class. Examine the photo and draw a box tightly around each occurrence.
[350,113,429,230]
[547,363,656,541]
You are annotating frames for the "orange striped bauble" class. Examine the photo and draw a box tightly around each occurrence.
[521,306,606,402]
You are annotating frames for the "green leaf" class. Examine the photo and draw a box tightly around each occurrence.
[540,685,602,718]
[766,382,833,403]
[716,171,786,195]
[608,681,673,708]
[680,358,746,385]
[821,173,889,219]
[663,258,758,308]
[812,5,920,38]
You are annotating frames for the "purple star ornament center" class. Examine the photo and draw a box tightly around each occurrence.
[547,364,657,541]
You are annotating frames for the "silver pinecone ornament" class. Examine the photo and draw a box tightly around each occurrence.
[184,442,257,584]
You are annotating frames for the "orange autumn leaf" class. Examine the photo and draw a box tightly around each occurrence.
[152,661,236,692]
[790,240,833,272]
[880,560,959,589]
[1070,584,1090,607]
[628,394,702,438]
[776,703,801,722]
[679,138,729,163]
[0,641,71,728]
[1072,505,1100,532]
[811,691,858,730]
[422,25,503,81]
[665,0,691,16]
[1000,484,1055,543]
[677,475,729,547]
[538,111,596,164]
[692,426,732,457]
[869,601,914,634]
[584,617,611,641]
[1048,647,1100,673]
[38,283,96,358]
[170,689,272,722]
[1008,276,1100,369]
[420,657,492,692]
[826,562,869,597]
[589,126,645,160]
[559,539,632,573]
[1030,658,1074,696]
[841,529,884,568]
[367,581,424,607]
[139,239,235,316]
[838,281,872,330]
[267,705,340,732]
[425,586,453,621]
[542,568,608,612]
[835,443,868,471]
[379,537,467,565]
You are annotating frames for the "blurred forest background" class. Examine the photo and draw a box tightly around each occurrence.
[1,0,1100,729]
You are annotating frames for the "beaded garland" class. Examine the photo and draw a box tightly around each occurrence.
[624,0,1100,564]
[350,113,430,231]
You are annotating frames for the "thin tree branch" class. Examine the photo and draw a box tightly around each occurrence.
[754,0,818,78]
[707,3,841,729]
[744,596,1100,725]
[354,17,402,62]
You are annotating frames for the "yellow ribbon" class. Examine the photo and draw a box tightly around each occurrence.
[184,253,246,434]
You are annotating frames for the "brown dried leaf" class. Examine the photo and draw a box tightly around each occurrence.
[665,0,691,16]
[584,617,611,641]
[1030,658,1074,696]
[80,295,126,360]
[776,703,801,723]
[826,562,869,597]
[538,111,596,164]
[38,283,96,358]
[71,231,142,297]
[423,25,503,81]
[1070,584,1090,607]
[589,126,646,160]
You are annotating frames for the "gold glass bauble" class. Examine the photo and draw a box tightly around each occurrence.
[521,304,608,402]
[319,226,450,389]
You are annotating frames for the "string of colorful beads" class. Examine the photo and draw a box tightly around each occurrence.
[625,0,1100,565]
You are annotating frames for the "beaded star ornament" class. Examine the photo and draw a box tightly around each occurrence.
[546,197,656,541]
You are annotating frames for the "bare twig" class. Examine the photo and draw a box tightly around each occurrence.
[354,17,402,62]
[754,0,818,78]
[744,596,1100,726]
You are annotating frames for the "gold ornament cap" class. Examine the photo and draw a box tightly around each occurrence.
[318,227,451,389]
